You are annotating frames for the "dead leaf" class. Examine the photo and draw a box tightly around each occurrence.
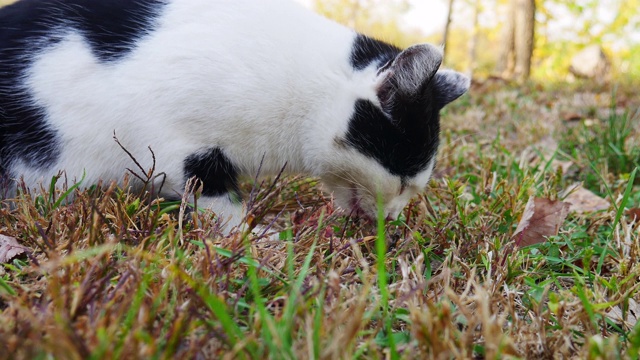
[562,113,583,122]
[512,197,571,247]
[563,184,610,214]
[627,208,640,221]
[0,234,28,263]
[606,298,639,328]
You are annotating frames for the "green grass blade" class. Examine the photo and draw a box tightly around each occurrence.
[244,233,278,358]
[612,167,638,233]
[198,244,289,285]
[113,265,151,359]
[170,264,250,357]
[281,238,317,354]
[376,193,398,360]
[53,171,86,210]
[0,276,16,296]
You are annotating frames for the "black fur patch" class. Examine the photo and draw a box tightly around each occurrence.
[350,34,400,71]
[349,35,441,178]
[183,148,241,201]
[0,0,164,174]
[0,169,9,197]
[1,0,164,62]
[343,99,440,178]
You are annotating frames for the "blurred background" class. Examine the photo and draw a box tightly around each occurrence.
[1,0,637,84]
[298,0,639,84]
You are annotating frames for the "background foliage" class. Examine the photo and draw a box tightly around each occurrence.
[311,0,640,82]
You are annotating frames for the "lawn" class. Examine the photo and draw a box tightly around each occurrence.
[1,81,639,359]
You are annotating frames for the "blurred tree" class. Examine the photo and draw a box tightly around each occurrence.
[467,0,482,77]
[514,0,535,80]
[496,0,535,81]
[533,0,639,80]
[547,0,639,44]
[442,0,456,62]
[496,0,516,77]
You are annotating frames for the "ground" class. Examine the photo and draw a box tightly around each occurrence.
[1,80,639,359]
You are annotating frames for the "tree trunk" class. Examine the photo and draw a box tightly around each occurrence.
[495,0,535,81]
[495,0,516,77]
[514,0,536,80]
[442,0,455,64]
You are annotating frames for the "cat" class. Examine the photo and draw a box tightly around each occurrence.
[0,0,469,231]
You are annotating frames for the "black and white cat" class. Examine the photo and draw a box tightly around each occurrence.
[0,0,469,230]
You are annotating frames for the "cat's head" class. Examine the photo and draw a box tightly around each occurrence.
[320,42,469,221]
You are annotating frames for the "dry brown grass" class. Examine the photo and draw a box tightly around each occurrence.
[1,82,639,359]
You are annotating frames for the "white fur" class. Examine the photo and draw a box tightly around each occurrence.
[12,0,446,229]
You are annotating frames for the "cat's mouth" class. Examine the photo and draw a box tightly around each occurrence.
[348,190,374,221]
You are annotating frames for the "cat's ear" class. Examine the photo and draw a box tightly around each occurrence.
[377,44,470,110]
[377,43,443,104]
[431,69,470,109]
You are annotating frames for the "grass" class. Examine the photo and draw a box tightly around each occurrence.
[559,93,640,194]
[1,82,639,359]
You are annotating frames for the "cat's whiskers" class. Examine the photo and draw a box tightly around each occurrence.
[325,169,375,198]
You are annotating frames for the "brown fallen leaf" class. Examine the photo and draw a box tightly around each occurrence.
[512,197,571,247]
[562,113,583,122]
[0,234,28,263]
[563,184,610,214]
[627,208,640,221]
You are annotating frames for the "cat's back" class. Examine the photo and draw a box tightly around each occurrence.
[0,0,356,187]
[0,0,352,115]
[0,0,169,173]
[0,0,348,56]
